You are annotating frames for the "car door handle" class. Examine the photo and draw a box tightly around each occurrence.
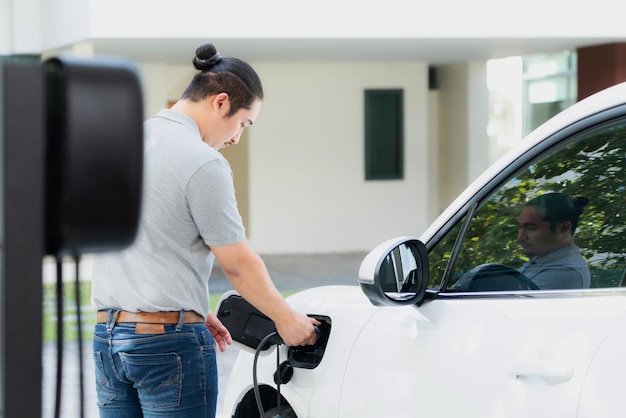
[511,360,574,385]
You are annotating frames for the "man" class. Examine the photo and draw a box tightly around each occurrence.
[91,43,318,418]
[517,192,591,289]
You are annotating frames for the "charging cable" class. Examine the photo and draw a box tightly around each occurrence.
[253,331,283,418]
[53,255,85,418]
[252,326,321,418]
[53,257,64,418]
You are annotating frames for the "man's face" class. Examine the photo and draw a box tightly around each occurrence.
[201,95,262,150]
[215,99,262,150]
[517,205,569,257]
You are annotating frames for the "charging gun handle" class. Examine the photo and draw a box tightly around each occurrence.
[272,325,321,347]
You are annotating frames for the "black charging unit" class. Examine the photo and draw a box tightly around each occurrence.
[44,55,143,256]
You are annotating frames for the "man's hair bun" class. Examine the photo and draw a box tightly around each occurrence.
[192,43,223,71]
[574,196,590,213]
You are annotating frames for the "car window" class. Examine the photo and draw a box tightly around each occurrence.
[429,119,626,291]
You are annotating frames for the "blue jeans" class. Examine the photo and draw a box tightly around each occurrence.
[92,310,218,417]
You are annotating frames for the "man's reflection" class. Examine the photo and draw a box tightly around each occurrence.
[517,192,591,289]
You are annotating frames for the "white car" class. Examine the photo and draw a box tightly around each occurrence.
[217,81,626,418]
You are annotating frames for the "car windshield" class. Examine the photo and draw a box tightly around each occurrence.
[428,118,626,292]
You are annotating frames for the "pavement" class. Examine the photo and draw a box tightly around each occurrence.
[42,251,368,418]
[209,251,368,293]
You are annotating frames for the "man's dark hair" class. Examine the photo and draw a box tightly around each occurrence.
[525,192,589,233]
[181,43,264,117]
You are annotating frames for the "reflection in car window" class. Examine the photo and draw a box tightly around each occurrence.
[429,119,626,292]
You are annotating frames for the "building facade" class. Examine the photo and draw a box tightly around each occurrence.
[2,0,626,254]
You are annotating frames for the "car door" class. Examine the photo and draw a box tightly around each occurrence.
[340,107,626,417]
[341,295,626,418]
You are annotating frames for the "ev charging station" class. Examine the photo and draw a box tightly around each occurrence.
[0,56,144,418]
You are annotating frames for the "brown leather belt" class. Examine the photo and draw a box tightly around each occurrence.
[97,310,204,324]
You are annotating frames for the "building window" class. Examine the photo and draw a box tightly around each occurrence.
[522,51,577,135]
[364,89,404,180]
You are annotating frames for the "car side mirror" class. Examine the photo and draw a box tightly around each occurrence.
[358,237,428,306]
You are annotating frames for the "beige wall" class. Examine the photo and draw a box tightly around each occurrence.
[139,61,438,254]
[137,60,489,254]
[245,62,430,253]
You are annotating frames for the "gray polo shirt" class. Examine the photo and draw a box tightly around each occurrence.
[518,245,591,290]
[91,109,246,320]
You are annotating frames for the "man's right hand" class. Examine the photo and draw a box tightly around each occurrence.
[275,312,320,347]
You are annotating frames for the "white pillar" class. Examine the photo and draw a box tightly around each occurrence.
[437,61,488,210]
[0,0,14,56]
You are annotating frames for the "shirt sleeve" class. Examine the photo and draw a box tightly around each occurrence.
[185,158,246,247]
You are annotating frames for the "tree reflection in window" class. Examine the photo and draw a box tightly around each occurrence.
[429,120,626,290]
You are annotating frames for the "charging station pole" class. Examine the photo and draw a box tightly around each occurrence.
[0,61,46,418]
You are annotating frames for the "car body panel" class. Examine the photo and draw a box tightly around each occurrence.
[224,286,626,418]
[578,317,626,417]
[340,291,626,417]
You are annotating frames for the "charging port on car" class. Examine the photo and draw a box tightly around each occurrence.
[288,315,331,369]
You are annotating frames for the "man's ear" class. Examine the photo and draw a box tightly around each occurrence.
[558,221,573,235]
[213,92,230,111]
